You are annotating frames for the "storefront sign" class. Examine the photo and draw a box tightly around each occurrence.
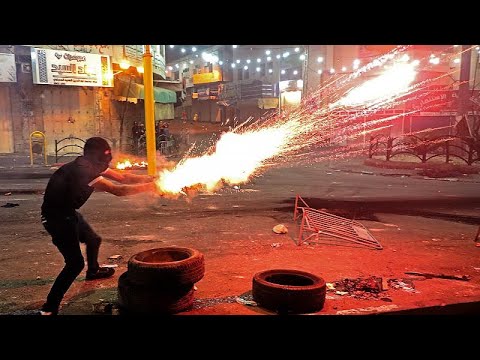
[122,45,166,78]
[31,48,113,87]
[34,45,113,56]
[192,70,222,84]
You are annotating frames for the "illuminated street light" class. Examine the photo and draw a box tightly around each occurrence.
[120,60,130,69]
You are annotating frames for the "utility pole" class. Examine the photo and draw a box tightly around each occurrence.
[143,45,157,176]
[457,45,472,136]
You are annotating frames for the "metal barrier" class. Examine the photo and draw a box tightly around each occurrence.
[55,136,85,163]
[369,134,480,165]
[294,195,383,250]
[29,131,48,166]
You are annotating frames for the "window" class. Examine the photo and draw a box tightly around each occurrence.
[237,68,243,81]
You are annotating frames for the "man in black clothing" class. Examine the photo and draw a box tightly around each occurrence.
[39,137,161,315]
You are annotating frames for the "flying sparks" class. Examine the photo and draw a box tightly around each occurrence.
[330,61,418,108]
[153,46,462,197]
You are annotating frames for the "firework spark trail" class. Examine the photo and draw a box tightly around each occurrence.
[155,47,465,196]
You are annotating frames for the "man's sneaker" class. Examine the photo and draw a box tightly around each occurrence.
[38,310,57,315]
[86,267,115,280]
[37,306,58,315]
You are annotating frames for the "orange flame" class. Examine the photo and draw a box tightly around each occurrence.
[116,159,148,170]
[155,126,293,195]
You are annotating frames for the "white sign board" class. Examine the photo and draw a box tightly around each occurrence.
[31,47,113,87]
[0,53,16,83]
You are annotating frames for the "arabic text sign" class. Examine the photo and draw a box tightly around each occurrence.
[31,48,113,87]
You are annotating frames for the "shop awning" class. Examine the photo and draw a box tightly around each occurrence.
[113,77,177,104]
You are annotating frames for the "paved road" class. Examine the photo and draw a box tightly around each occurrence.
[1,161,480,315]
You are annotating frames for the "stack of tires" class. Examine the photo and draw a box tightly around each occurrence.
[118,246,205,314]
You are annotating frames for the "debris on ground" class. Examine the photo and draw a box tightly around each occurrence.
[405,271,471,281]
[336,304,398,315]
[193,296,238,309]
[329,276,384,300]
[271,242,281,248]
[92,301,114,314]
[235,297,258,306]
[381,278,389,291]
[100,264,118,268]
[326,282,335,290]
[388,278,418,293]
[193,292,256,310]
[108,255,122,261]
[272,224,288,234]
[4,192,11,196]
[1,203,19,208]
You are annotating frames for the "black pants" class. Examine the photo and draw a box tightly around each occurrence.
[41,212,101,312]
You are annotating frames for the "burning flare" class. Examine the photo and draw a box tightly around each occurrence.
[156,127,292,194]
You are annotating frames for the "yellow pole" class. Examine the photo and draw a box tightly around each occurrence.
[143,45,157,176]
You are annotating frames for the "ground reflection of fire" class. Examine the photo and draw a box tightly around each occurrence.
[152,46,469,198]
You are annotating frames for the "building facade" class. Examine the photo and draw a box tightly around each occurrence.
[0,45,175,156]
[166,44,480,139]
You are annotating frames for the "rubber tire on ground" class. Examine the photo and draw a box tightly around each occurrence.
[127,246,205,287]
[252,269,326,314]
[117,271,194,314]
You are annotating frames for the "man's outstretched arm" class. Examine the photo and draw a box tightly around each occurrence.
[101,168,155,184]
[91,176,160,197]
